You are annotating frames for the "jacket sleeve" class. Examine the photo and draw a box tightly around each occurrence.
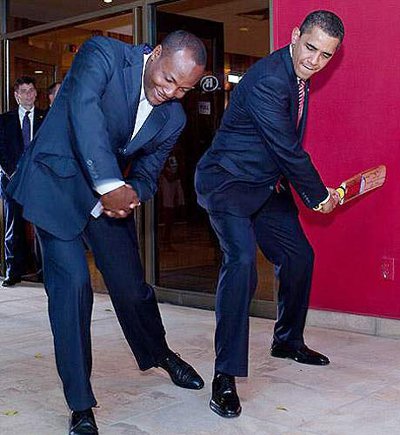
[66,37,123,188]
[126,118,185,202]
[246,76,328,208]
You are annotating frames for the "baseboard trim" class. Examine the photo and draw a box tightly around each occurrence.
[307,309,400,339]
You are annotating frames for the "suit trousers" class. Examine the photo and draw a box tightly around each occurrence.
[37,214,170,411]
[209,189,314,377]
[4,195,27,279]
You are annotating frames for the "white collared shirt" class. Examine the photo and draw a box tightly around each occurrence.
[18,106,34,140]
[92,53,153,216]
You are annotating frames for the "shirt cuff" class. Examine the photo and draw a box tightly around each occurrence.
[95,179,125,195]
[313,192,330,211]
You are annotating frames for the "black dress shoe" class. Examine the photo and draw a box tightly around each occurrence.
[2,277,21,287]
[157,352,204,390]
[210,373,241,418]
[69,408,98,435]
[270,342,330,365]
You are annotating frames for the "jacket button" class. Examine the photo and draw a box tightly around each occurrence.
[119,148,127,155]
[86,159,93,166]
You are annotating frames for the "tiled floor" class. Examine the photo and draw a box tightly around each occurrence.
[0,283,399,434]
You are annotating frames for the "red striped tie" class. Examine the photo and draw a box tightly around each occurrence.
[297,79,306,127]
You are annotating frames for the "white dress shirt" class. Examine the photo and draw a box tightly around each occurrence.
[91,53,153,217]
[18,106,34,140]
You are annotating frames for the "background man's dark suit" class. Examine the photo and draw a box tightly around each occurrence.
[0,108,44,282]
[8,35,204,413]
[196,45,329,376]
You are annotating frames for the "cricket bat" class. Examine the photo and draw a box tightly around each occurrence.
[336,165,386,205]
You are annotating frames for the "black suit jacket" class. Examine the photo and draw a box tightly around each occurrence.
[0,108,45,196]
[195,45,328,216]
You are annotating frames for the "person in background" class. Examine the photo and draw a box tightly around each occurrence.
[195,10,344,418]
[159,152,185,248]
[0,76,45,287]
[8,31,206,435]
[47,81,61,110]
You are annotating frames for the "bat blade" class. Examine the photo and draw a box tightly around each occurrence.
[336,165,386,205]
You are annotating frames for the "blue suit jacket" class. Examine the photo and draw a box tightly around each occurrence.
[7,37,186,241]
[195,45,328,216]
[0,108,45,196]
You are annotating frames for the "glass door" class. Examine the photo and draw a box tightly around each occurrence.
[6,10,141,288]
[150,0,276,317]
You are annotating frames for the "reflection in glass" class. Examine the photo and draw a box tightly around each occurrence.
[8,14,133,110]
[155,0,274,301]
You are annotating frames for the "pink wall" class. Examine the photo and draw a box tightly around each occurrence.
[274,1,400,318]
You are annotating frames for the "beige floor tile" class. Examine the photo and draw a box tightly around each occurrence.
[0,285,399,435]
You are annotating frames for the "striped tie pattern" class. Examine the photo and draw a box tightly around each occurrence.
[297,79,306,126]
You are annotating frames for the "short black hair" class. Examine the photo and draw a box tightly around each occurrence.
[161,30,207,66]
[48,81,61,96]
[300,10,345,47]
[14,76,36,92]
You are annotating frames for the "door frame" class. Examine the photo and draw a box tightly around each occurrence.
[142,0,277,319]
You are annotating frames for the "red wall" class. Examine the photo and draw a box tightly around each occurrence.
[274,1,400,318]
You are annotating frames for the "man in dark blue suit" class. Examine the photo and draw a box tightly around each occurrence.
[8,31,206,434]
[195,11,345,418]
[0,76,45,287]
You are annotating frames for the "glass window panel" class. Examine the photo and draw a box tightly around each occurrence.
[7,0,135,33]
[154,0,274,301]
[9,13,133,110]
[8,12,135,291]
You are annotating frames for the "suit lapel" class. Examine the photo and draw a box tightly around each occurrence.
[11,110,23,147]
[281,46,301,126]
[281,46,310,140]
[123,44,146,129]
[33,110,44,135]
[124,105,169,155]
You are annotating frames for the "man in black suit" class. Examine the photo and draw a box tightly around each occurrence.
[0,76,45,287]
[195,10,344,417]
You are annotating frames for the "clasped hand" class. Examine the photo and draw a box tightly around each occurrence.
[100,184,140,218]
[318,187,340,214]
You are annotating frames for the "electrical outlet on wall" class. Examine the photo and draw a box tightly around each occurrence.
[381,257,395,281]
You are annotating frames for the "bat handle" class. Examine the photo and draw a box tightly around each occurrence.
[336,185,346,205]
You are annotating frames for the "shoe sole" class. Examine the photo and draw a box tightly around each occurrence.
[173,381,204,390]
[271,350,330,365]
[209,400,242,418]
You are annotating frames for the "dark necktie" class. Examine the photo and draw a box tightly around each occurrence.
[22,110,31,149]
[297,79,306,126]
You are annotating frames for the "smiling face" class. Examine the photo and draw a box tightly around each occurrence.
[143,45,205,106]
[291,25,340,80]
[14,83,37,110]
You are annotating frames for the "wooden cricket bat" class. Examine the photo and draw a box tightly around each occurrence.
[336,165,386,205]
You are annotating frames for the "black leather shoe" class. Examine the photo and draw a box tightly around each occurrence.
[270,342,330,365]
[2,277,21,287]
[210,373,241,418]
[157,352,204,390]
[69,409,98,435]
